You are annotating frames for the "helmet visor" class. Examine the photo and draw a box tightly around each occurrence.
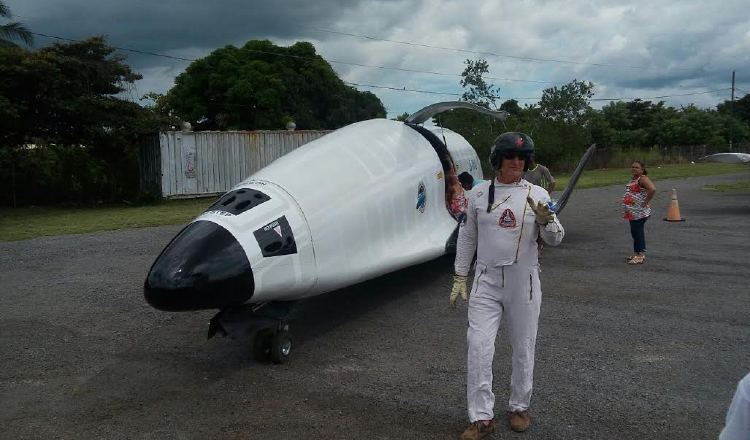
[501,152,530,160]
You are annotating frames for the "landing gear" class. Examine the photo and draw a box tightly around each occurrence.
[208,301,297,365]
[252,324,292,364]
[269,327,292,364]
[252,328,273,362]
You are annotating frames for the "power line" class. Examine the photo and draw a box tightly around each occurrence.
[321,58,557,84]
[348,81,730,103]
[346,82,462,97]
[313,28,669,70]
[590,88,731,101]
[30,31,557,86]
[31,32,198,62]
[338,62,557,84]
[29,31,730,105]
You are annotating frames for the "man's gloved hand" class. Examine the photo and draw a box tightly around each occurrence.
[527,196,554,225]
[450,275,468,307]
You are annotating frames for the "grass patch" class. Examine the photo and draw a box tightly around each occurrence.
[555,162,748,191]
[1,162,748,242]
[704,181,750,192]
[0,197,215,241]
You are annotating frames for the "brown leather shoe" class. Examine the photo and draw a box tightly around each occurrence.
[460,419,495,440]
[508,410,530,432]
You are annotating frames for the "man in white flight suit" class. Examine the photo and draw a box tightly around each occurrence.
[450,132,564,439]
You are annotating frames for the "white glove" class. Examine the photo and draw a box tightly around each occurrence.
[450,275,468,307]
[527,197,554,225]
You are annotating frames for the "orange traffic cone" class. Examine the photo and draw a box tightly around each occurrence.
[663,188,685,222]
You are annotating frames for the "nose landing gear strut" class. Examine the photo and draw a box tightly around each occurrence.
[208,301,296,364]
[252,323,292,364]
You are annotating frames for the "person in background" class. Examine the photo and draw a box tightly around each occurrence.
[458,172,482,191]
[458,172,474,191]
[523,158,556,193]
[447,169,468,222]
[450,132,564,439]
[720,372,750,440]
[622,160,656,265]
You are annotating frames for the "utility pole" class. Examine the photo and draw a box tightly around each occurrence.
[730,70,735,151]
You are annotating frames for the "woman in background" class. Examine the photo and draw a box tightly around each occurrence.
[622,160,656,264]
[447,169,468,222]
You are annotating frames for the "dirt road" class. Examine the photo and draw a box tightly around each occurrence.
[1,171,749,439]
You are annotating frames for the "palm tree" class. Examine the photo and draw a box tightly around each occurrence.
[0,1,33,47]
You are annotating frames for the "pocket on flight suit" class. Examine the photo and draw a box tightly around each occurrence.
[527,267,542,304]
[471,263,487,297]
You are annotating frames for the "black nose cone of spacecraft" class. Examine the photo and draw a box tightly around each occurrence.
[144,220,254,311]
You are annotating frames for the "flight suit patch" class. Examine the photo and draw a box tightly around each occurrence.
[498,208,516,228]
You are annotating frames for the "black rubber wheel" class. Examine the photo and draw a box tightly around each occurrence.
[252,329,273,362]
[270,329,292,364]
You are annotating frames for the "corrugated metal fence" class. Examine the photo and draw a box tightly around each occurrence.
[140,130,330,198]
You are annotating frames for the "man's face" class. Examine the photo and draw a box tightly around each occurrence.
[499,153,525,181]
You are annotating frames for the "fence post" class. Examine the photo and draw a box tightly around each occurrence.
[11,160,16,208]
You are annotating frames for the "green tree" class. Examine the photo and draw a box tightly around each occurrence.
[437,58,506,174]
[716,94,750,146]
[0,37,173,206]
[601,101,632,131]
[717,94,750,124]
[529,79,596,167]
[0,1,32,47]
[162,40,385,130]
[0,36,158,147]
[460,59,501,109]
[586,108,615,149]
[538,79,594,124]
[500,99,522,116]
[626,99,665,130]
[653,105,729,147]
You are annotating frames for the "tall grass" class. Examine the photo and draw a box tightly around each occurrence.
[605,148,665,169]
[575,145,747,172]
[555,162,748,190]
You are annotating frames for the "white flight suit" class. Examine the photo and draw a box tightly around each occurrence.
[455,178,564,421]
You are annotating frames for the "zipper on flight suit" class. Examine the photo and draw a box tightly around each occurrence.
[529,273,533,301]
[472,264,487,293]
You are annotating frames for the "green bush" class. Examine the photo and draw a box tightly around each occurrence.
[0,142,142,207]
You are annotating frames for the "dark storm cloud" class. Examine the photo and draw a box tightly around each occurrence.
[587,33,749,95]
[603,10,746,97]
[8,0,750,113]
[13,0,370,68]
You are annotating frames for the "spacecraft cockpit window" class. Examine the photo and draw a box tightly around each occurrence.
[205,188,271,216]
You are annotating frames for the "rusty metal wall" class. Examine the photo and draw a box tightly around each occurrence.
[158,130,330,198]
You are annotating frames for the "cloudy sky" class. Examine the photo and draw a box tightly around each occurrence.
[7,0,750,118]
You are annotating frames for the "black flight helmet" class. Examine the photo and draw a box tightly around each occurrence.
[486,132,535,213]
[489,132,535,172]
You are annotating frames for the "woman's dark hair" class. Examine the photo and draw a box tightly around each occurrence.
[458,172,474,187]
[633,160,648,175]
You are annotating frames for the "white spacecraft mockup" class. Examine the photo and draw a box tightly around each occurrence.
[144,102,514,362]
[700,152,750,164]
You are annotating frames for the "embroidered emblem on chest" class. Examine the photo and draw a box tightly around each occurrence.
[498,208,517,228]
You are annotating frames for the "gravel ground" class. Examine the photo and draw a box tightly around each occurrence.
[1,171,749,440]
